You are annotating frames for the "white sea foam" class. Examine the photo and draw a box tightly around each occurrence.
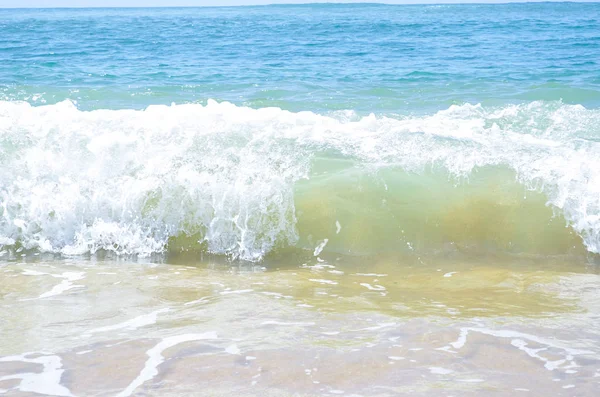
[225,344,241,355]
[313,239,329,256]
[261,320,316,326]
[448,327,593,373]
[388,356,405,361]
[86,308,170,334]
[429,367,454,375]
[19,271,86,300]
[1,100,600,259]
[117,332,218,397]
[0,353,73,396]
[37,279,84,299]
[220,289,253,295]
[359,283,386,291]
[309,279,338,285]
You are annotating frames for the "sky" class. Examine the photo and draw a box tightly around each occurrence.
[0,0,596,8]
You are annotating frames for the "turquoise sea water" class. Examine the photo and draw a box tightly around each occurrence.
[1,3,600,261]
[2,3,600,112]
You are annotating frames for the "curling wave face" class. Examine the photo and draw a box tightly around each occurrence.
[0,99,599,261]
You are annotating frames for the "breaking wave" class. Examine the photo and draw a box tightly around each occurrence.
[1,99,599,261]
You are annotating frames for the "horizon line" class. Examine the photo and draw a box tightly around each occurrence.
[0,1,596,10]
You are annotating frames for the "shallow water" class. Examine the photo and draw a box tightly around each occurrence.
[1,255,600,396]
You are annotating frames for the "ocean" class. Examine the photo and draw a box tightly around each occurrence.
[1,3,600,396]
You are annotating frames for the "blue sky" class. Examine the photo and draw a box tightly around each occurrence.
[1,0,596,8]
